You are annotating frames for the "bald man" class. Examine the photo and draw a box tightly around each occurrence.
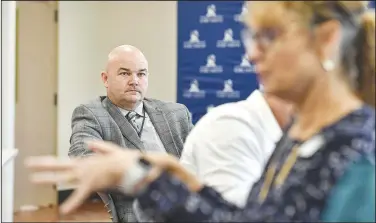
[68,45,193,222]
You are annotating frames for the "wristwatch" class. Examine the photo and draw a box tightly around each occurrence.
[119,156,152,195]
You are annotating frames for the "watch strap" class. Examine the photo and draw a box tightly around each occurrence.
[118,157,152,195]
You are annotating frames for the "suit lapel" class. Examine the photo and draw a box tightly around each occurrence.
[143,100,179,157]
[103,97,145,151]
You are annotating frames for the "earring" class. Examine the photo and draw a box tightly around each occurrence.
[322,60,335,72]
[259,84,264,93]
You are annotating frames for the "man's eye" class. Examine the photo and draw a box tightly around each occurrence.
[138,73,146,76]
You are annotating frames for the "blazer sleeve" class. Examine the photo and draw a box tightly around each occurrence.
[69,105,104,158]
[184,104,194,134]
[321,155,375,222]
[69,104,124,223]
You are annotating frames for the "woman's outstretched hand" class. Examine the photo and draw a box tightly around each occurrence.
[25,140,203,215]
[25,140,141,214]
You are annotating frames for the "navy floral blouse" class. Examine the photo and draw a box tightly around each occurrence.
[137,105,375,222]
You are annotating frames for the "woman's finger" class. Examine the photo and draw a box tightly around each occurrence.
[60,182,92,215]
[30,172,78,185]
[25,156,75,172]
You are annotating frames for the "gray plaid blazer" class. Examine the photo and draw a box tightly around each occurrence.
[68,96,193,222]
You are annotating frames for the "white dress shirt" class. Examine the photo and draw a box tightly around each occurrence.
[119,103,168,222]
[180,90,282,207]
[118,102,166,153]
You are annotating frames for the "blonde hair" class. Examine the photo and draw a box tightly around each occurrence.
[307,2,374,106]
[357,11,375,107]
[251,1,375,107]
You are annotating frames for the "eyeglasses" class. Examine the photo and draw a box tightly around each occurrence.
[241,27,282,52]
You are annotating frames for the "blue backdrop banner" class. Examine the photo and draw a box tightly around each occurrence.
[369,1,375,9]
[177,1,258,124]
[177,1,375,124]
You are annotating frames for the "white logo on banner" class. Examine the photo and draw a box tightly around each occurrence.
[184,30,206,49]
[234,54,256,73]
[216,29,241,48]
[183,79,206,98]
[206,104,215,113]
[234,2,248,22]
[216,79,240,99]
[199,54,223,73]
[200,4,224,23]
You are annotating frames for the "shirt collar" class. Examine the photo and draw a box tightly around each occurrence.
[247,90,283,143]
[118,102,144,117]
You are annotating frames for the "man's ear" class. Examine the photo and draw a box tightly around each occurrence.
[314,20,342,61]
[101,71,109,88]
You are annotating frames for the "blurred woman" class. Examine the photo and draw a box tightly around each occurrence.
[26,1,375,222]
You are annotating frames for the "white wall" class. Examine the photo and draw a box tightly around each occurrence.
[57,1,177,190]
[1,1,17,221]
[1,1,17,151]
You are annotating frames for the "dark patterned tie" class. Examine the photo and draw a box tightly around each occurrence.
[126,111,142,134]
